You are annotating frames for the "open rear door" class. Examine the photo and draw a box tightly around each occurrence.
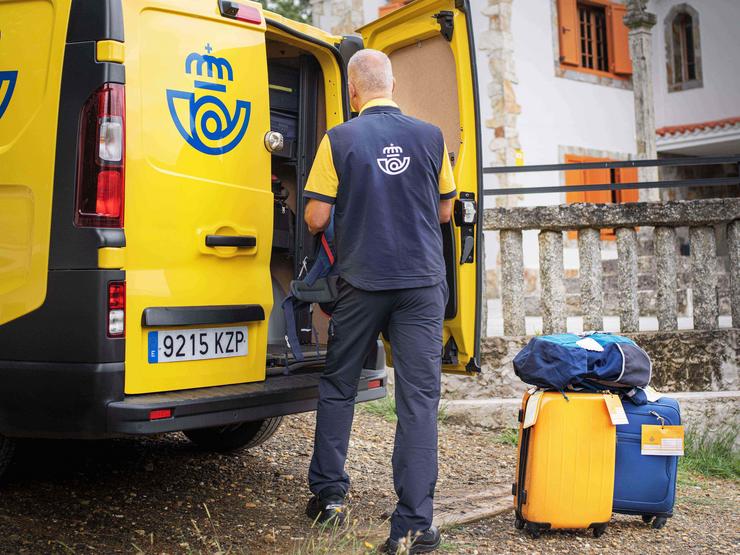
[358,0,483,374]
[0,0,71,325]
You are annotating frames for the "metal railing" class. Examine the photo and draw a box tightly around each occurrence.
[482,154,740,196]
[479,155,740,336]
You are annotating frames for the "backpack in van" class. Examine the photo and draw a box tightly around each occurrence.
[281,217,338,361]
[513,333,652,391]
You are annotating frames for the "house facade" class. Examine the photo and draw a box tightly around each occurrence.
[309,0,739,334]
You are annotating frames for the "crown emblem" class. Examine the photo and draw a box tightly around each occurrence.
[383,144,404,157]
[185,44,233,92]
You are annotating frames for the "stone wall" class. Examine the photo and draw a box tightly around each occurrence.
[480,0,521,205]
[442,329,739,399]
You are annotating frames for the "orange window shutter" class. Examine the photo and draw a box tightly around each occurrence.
[608,4,632,75]
[616,167,639,203]
[583,163,612,205]
[557,0,580,66]
[565,155,586,204]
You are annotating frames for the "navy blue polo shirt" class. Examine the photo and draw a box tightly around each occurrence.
[303,99,457,291]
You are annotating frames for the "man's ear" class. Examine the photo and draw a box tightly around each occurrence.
[348,81,358,111]
[392,78,396,95]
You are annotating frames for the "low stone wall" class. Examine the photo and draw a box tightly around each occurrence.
[442,329,739,399]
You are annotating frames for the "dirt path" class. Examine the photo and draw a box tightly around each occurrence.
[0,410,736,554]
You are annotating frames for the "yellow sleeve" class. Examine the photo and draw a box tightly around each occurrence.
[304,134,338,204]
[439,143,457,200]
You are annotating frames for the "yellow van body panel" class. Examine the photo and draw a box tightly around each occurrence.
[0,0,71,325]
[122,0,273,393]
[359,0,481,374]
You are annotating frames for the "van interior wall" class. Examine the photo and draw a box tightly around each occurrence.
[267,40,330,356]
[389,36,461,318]
[389,35,461,162]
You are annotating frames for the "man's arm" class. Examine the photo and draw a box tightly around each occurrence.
[303,135,338,235]
[305,199,332,235]
[439,199,453,224]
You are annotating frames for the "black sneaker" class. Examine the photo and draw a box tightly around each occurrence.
[381,525,441,554]
[305,494,347,526]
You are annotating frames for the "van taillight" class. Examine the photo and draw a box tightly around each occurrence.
[108,281,125,337]
[75,83,125,228]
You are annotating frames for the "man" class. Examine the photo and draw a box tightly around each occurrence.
[302,49,456,554]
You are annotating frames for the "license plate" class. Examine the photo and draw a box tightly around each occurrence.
[147,326,248,364]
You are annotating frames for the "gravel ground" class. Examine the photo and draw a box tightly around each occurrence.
[0,408,736,554]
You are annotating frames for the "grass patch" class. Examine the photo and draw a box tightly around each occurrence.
[493,428,519,447]
[358,395,450,424]
[678,426,739,481]
[291,517,378,555]
[359,395,397,423]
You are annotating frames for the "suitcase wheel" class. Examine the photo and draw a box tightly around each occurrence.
[525,523,542,539]
[514,517,525,530]
[593,524,607,538]
[642,514,654,524]
[652,517,668,530]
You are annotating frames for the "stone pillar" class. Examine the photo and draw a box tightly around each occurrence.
[624,1,659,202]
[728,220,740,328]
[654,226,678,330]
[690,226,719,330]
[616,227,640,332]
[539,231,566,334]
[481,0,520,206]
[500,230,525,336]
[578,228,603,331]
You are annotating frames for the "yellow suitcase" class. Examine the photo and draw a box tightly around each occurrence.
[513,391,616,538]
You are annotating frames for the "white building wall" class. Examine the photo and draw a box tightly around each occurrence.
[650,0,740,128]
[500,0,637,269]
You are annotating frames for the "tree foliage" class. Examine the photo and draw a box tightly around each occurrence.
[258,0,312,23]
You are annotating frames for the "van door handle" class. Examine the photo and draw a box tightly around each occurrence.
[205,235,257,248]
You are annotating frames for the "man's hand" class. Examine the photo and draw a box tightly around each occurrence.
[439,199,453,224]
[305,198,333,235]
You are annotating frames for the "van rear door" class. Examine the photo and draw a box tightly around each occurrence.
[0,0,71,325]
[122,0,273,393]
[358,0,483,374]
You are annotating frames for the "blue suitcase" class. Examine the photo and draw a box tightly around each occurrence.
[614,397,681,529]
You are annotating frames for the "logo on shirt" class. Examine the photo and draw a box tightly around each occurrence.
[166,44,251,155]
[377,143,411,176]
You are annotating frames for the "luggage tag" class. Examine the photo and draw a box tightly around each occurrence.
[642,425,684,456]
[522,390,544,429]
[603,393,629,425]
[643,385,663,402]
[576,337,604,352]
[642,412,684,456]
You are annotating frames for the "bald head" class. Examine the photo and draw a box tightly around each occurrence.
[347,49,394,110]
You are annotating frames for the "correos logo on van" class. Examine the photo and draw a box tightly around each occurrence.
[166,45,251,155]
[0,71,18,119]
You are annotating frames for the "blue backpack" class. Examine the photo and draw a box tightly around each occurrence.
[281,217,338,361]
[513,333,652,392]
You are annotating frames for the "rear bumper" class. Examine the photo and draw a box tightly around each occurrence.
[108,368,386,435]
[0,360,386,439]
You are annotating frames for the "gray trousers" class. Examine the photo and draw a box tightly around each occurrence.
[308,278,446,539]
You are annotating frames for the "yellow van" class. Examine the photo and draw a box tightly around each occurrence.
[0,0,482,474]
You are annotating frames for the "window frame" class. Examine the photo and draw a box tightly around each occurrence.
[664,4,703,93]
[556,0,632,81]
